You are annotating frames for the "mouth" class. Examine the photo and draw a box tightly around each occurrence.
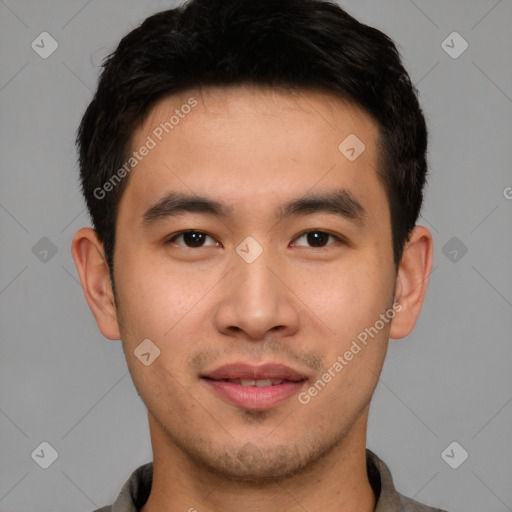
[201,363,308,411]
[212,378,289,387]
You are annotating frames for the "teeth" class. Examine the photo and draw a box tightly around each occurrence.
[255,379,273,387]
[231,379,284,387]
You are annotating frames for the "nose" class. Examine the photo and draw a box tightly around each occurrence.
[213,247,301,341]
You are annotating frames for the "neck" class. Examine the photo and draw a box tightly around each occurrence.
[141,411,375,512]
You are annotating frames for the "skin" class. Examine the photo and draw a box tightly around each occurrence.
[72,85,433,512]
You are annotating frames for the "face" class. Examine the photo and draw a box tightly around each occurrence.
[110,86,399,481]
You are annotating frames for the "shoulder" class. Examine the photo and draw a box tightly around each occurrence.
[87,462,153,512]
[366,449,451,512]
[397,492,450,512]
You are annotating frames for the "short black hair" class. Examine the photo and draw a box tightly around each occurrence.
[77,0,428,274]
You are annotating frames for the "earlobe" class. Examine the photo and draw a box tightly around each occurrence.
[71,227,121,340]
[389,225,434,340]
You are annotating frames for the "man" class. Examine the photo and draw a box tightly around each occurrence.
[71,0,446,510]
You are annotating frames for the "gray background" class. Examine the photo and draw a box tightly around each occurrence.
[1,0,511,511]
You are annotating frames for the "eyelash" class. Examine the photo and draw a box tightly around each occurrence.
[166,230,345,249]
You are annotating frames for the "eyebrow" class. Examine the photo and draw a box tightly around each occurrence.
[142,188,366,227]
[142,193,232,227]
[277,188,366,225]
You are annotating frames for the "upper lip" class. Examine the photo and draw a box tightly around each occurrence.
[201,363,307,381]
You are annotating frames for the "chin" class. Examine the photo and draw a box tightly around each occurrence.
[184,438,336,485]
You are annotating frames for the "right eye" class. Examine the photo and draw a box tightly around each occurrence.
[166,230,221,248]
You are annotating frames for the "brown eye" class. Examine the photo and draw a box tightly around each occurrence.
[293,230,341,248]
[168,231,218,248]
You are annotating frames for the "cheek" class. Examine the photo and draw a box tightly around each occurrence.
[114,249,218,346]
[114,255,205,406]
[292,255,391,340]
[302,271,392,418]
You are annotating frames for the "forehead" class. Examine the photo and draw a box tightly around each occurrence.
[120,85,387,225]
[140,85,379,155]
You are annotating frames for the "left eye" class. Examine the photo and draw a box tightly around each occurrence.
[292,230,341,248]
[167,231,219,248]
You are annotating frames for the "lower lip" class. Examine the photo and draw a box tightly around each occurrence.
[202,379,305,410]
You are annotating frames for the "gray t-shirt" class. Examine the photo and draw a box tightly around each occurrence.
[92,449,449,512]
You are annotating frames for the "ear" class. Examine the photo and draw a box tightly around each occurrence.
[389,225,434,339]
[71,227,121,340]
